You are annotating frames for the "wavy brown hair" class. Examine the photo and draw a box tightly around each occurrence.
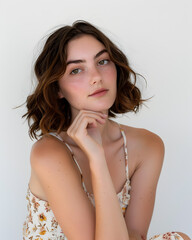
[23,20,146,139]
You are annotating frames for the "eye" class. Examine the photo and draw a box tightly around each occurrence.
[98,59,109,65]
[70,68,82,75]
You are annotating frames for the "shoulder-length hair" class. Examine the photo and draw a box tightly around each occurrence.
[23,20,146,139]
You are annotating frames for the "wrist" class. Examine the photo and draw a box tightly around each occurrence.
[88,149,107,170]
[87,145,104,159]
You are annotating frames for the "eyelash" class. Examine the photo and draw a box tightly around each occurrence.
[98,59,110,65]
[70,69,81,75]
[69,59,110,75]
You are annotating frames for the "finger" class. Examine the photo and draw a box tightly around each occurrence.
[72,116,98,142]
[67,110,106,136]
[75,111,106,128]
[67,110,90,136]
[72,114,105,137]
[79,109,108,116]
[78,110,108,120]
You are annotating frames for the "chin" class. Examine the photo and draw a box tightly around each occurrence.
[80,97,116,112]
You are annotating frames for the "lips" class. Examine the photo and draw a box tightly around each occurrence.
[89,88,108,96]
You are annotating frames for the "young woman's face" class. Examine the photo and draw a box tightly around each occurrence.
[58,34,117,117]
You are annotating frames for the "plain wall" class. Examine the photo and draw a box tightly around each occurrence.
[1,0,192,238]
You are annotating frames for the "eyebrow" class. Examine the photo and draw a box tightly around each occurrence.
[66,49,108,65]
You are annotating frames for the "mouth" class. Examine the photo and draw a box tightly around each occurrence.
[89,88,108,97]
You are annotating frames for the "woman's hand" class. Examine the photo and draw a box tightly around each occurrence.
[66,110,108,159]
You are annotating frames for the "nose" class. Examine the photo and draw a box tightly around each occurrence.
[89,66,102,85]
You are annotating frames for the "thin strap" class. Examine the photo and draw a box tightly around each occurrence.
[117,123,129,180]
[64,142,83,176]
[62,143,87,192]
[48,132,63,141]
[48,132,84,176]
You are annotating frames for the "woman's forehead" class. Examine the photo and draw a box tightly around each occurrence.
[66,35,106,60]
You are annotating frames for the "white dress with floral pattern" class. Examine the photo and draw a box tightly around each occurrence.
[23,129,184,240]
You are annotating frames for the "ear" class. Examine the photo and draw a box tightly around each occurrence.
[58,90,64,99]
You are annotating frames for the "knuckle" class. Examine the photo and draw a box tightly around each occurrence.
[79,109,85,115]
[82,115,89,120]
[74,132,82,141]
[66,129,71,136]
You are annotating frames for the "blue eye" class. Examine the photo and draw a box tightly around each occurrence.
[70,68,81,75]
[98,59,109,65]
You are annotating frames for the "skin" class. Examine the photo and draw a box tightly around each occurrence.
[58,34,117,146]
[29,35,190,240]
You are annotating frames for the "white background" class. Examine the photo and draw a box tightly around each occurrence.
[1,0,192,239]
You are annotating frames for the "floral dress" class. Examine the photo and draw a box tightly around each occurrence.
[23,129,184,240]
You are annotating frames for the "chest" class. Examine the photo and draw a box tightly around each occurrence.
[70,138,136,195]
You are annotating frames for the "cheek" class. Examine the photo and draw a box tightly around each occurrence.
[60,80,87,101]
[103,65,117,82]
[68,80,87,94]
[60,77,84,92]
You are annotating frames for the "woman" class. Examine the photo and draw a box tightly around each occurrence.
[23,20,190,240]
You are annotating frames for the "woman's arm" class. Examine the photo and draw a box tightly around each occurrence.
[31,136,129,240]
[31,111,129,240]
[124,129,165,239]
[30,137,97,240]
[89,149,129,240]
[66,110,129,240]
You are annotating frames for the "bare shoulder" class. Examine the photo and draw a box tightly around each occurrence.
[30,134,81,184]
[30,135,96,239]
[31,134,68,163]
[122,125,165,236]
[31,134,73,165]
[119,124,165,164]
